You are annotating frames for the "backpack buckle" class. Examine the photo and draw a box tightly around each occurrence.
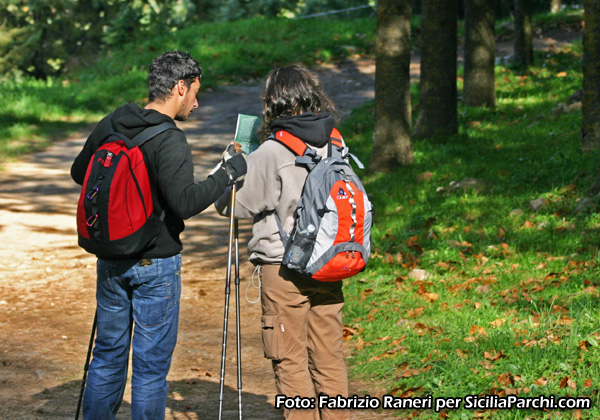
[305,148,321,162]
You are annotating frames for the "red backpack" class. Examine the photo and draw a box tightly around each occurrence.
[76,122,176,258]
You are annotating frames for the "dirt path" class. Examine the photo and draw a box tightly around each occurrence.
[0,30,581,420]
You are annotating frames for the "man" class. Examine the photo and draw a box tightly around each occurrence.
[71,50,246,420]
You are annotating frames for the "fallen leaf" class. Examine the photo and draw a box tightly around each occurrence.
[483,349,507,361]
[581,286,598,295]
[360,288,374,301]
[407,237,424,254]
[343,326,356,339]
[559,316,575,325]
[522,220,536,229]
[479,360,494,370]
[497,372,515,387]
[416,172,434,182]
[414,323,439,336]
[386,345,407,356]
[448,240,472,248]
[559,376,576,391]
[470,325,488,336]
[421,292,439,303]
[489,318,506,328]
[406,306,425,319]
[398,368,421,378]
[456,349,469,358]
[395,276,407,288]
[355,336,364,351]
[475,284,491,294]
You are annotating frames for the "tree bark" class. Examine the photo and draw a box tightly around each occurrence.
[551,0,561,13]
[582,0,600,152]
[369,0,414,172]
[414,0,458,139]
[463,0,496,107]
[514,0,534,69]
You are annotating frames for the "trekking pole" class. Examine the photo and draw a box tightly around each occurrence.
[234,216,243,419]
[75,311,97,420]
[219,184,237,420]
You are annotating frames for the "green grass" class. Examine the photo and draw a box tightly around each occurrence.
[495,5,584,41]
[0,17,374,163]
[339,38,599,419]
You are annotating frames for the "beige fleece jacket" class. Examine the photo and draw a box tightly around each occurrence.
[230,139,329,265]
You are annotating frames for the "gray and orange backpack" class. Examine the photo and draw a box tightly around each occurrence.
[272,128,373,282]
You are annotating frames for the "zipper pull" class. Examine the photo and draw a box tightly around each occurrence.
[103,152,114,167]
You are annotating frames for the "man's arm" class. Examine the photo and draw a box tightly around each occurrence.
[155,133,233,219]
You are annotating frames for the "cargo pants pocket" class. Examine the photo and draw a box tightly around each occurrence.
[261,314,281,360]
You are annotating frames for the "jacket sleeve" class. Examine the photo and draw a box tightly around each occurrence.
[70,116,112,185]
[71,144,93,186]
[233,144,282,219]
[155,132,229,220]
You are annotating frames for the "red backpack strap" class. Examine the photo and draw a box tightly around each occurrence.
[330,128,344,149]
[329,128,344,157]
[274,128,344,156]
[274,130,308,156]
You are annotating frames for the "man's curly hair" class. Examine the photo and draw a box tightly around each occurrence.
[147,51,202,103]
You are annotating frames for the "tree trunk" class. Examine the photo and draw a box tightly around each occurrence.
[369,0,414,172]
[582,0,600,152]
[414,0,458,139]
[514,0,534,69]
[463,0,496,107]
[551,0,561,13]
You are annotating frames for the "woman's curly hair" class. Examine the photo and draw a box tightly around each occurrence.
[259,64,337,140]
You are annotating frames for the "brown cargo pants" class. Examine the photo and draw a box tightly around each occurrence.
[260,264,349,420]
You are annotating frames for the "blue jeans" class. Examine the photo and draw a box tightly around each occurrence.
[83,254,182,420]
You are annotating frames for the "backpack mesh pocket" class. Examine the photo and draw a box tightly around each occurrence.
[283,230,316,271]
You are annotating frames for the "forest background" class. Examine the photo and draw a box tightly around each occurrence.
[2,0,600,419]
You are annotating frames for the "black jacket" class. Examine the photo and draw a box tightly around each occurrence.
[71,103,229,258]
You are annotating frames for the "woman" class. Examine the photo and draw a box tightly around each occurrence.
[218,65,349,420]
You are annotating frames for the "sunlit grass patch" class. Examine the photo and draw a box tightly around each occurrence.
[339,35,598,420]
